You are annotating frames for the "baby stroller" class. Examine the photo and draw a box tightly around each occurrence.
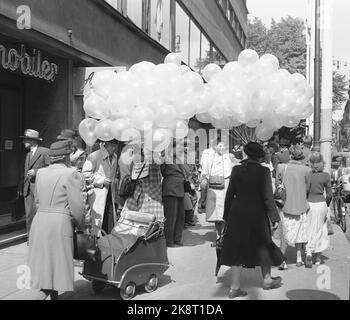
[80,211,169,300]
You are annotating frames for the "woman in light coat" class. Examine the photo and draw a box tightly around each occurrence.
[276,145,312,269]
[27,140,86,299]
[202,141,235,245]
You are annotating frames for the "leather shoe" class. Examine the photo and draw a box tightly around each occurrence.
[228,288,247,299]
[296,261,304,268]
[305,255,312,268]
[174,242,184,247]
[167,243,177,248]
[262,276,282,290]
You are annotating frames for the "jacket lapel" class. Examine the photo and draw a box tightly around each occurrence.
[29,148,42,169]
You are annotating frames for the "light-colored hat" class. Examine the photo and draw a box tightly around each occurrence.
[20,129,43,141]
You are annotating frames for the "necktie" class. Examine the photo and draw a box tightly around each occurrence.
[109,154,114,165]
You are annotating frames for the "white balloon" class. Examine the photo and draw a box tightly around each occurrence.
[238,49,259,67]
[182,71,204,92]
[112,118,132,141]
[164,53,182,66]
[259,54,280,72]
[223,61,244,75]
[174,120,189,139]
[95,119,115,141]
[91,70,116,91]
[202,64,222,83]
[196,113,212,124]
[84,93,110,120]
[180,65,191,75]
[150,128,173,152]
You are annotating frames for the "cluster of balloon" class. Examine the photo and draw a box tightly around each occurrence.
[78,49,314,148]
[196,49,314,141]
[79,52,204,151]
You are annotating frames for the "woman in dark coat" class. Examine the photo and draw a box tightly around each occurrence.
[220,142,285,299]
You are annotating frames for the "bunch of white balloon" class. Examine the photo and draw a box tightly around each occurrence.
[197,49,314,141]
[79,49,314,148]
[79,53,206,151]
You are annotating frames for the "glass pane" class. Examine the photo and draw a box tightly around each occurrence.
[175,3,190,65]
[189,21,201,72]
[126,0,143,29]
[198,34,211,73]
[213,47,226,67]
[150,0,171,49]
[105,0,121,12]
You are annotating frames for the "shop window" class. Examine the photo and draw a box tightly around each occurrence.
[126,0,143,29]
[151,0,171,49]
[213,47,226,68]
[197,34,211,73]
[105,0,124,13]
[189,21,201,72]
[175,2,190,65]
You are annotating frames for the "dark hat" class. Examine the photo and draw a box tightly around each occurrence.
[57,129,76,140]
[289,145,305,161]
[244,142,266,160]
[279,138,290,147]
[20,129,43,141]
[49,140,73,157]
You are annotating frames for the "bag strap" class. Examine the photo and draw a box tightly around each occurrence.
[133,162,147,181]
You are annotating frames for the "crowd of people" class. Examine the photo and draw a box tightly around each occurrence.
[18,127,335,300]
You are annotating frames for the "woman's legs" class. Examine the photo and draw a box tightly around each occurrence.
[296,243,304,265]
[261,265,282,289]
[40,289,59,300]
[230,266,242,290]
[215,221,225,239]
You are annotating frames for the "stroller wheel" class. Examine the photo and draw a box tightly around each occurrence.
[145,274,158,293]
[91,280,106,294]
[120,282,136,300]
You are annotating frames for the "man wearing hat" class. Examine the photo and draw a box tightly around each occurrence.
[82,139,121,236]
[19,129,50,235]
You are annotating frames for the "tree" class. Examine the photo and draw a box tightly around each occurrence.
[247,16,307,75]
[247,16,307,143]
[333,71,348,111]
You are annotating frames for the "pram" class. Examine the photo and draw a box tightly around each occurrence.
[80,210,169,300]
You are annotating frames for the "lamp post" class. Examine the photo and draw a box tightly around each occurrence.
[313,0,321,152]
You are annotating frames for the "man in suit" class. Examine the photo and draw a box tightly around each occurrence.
[18,129,50,235]
[160,141,187,247]
[82,139,120,236]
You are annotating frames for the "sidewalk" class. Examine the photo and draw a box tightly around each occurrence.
[1,213,349,300]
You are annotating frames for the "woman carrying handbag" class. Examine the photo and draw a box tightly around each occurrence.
[201,141,234,246]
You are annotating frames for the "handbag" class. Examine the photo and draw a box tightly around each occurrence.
[209,155,225,190]
[119,162,146,199]
[274,164,288,206]
[73,230,99,261]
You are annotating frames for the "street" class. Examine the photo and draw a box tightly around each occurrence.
[1,212,349,301]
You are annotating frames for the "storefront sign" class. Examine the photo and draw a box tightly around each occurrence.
[0,44,58,82]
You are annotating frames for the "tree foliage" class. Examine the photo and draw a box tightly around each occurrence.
[247,16,307,75]
[333,71,348,111]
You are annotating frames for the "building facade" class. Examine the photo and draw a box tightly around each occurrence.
[0,0,247,237]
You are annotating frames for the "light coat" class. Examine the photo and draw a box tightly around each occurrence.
[82,146,118,234]
[27,164,85,292]
[201,152,234,222]
[276,161,312,216]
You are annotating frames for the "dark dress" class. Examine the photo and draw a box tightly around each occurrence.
[220,160,285,268]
